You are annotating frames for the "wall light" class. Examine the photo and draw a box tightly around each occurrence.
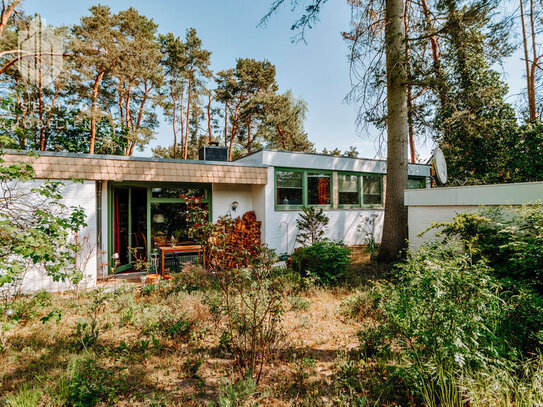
[231,201,239,212]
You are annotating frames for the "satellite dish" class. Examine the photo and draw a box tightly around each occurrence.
[432,147,448,184]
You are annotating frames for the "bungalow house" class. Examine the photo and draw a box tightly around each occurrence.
[1,147,431,292]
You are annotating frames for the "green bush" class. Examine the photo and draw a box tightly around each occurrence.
[425,206,543,354]
[366,243,513,400]
[290,240,351,285]
[427,205,543,293]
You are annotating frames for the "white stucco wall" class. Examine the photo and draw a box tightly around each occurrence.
[211,184,254,221]
[406,182,543,251]
[2,180,98,294]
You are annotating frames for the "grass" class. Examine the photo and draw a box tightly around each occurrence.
[1,255,541,406]
[0,266,372,406]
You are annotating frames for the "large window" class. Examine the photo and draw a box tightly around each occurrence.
[337,172,383,208]
[338,174,359,206]
[362,175,382,205]
[275,168,383,209]
[275,168,332,209]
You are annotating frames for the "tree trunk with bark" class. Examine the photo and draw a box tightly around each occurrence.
[0,0,19,39]
[89,68,105,154]
[377,0,409,262]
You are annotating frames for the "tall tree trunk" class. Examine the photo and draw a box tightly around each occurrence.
[38,67,45,151]
[42,85,61,151]
[246,115,252,153]
[171,88,178,159]
[178,91,185,158]
[207,93,213,143]
[377,0,409,261]
[520,0,535,120]
[276,125,288,149]
[528,0,538,120]
[89,68,105,154]
[184,75,193,159]
[127,85,151,156]
[223,102,228,147]
[404,0,416,163]
[228,104,240,161]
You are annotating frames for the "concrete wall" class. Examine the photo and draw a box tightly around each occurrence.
[406,182,543,250]
[3,180,98,293]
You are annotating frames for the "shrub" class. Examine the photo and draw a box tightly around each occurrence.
[141,312,195,342]
[73,318,100,350]
[205,247,284,383]
[373,244,509,368]
[364,243,540,402]
[158,314,195,340]
[426,205,543,293]
[337,291,375,321]
[425,206,543,355]
[290,240,351,285]
[168,263,213,294]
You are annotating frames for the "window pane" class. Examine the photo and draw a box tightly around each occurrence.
[151,202,188,246]
[338,174,359,205]
[308,172,331,205]
[152,187,207,199]
[408,178,425,189]
[276,170,303,206]
[363,176,382,205]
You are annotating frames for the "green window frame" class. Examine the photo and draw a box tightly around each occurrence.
[337,172,384,208]
[274,167,333,210]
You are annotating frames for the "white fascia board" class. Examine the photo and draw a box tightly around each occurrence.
[259,150,430,176]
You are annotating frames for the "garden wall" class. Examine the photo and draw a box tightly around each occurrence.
[405,181,543,251]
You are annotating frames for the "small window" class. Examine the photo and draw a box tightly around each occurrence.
[338,174,359,205]
[362,176,382,205]
[276,170,303,206]
[307,172,331,205]
[408,177,426,189]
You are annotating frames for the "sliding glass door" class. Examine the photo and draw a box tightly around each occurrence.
[108,183,210,274]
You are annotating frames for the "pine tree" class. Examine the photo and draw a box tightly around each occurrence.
[296,207,329,247]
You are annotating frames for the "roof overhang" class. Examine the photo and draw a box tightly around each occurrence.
[2,151,268,185]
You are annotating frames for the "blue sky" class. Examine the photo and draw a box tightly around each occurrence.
[22,0,526,161]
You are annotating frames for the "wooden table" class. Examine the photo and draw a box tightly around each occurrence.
[158,245,205,275]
